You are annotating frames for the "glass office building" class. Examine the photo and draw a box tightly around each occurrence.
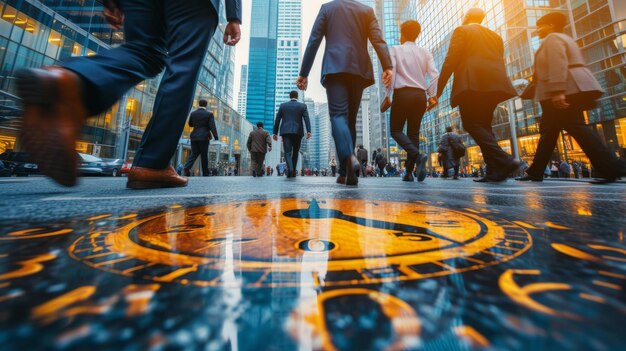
[0,0,252,175]
[416,0,626,173]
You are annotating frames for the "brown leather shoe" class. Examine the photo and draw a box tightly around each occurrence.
[336,175,346,184]
[16,66,86,186]
[127,166,188,189]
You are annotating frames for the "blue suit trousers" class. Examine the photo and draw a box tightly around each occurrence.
[324,74,365,176]
[62,0,218,169]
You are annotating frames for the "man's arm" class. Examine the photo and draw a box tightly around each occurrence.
[299,6,327,79]
[303,105,312,136]
[247,133,252,151]
[273,106,283,136]
[437,27,466,98]
[188,113,194,128]
[367,8,392,71]
[209,113,219,140]
[223,0,242,46]
[265,132,272,151]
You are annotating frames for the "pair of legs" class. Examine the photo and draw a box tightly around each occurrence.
[324,74,366,176]
[459,95,516,179]
[390,88,427,178]
[250,152,266,177]
[184,140,210,176]
[282,134,302,177]
[526,101,620,179]
[62,0,218,169]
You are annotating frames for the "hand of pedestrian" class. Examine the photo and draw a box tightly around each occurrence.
[551,93,570,110]
[382,69,393,88]
[426,96,438,111]
[103,0,124,29]
[297,76,308,91]
[306,132,311,140]
[273,134,278,141]
[224,21,241,46]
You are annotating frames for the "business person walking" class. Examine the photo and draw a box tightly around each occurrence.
[183,99,219,177]
[437,8,519,183]
[16,0,241,188]
[273,91,312,178]
[516,12,624,184]
[247,122,272,178]
[389,20,439,182]
[297,0,392,186]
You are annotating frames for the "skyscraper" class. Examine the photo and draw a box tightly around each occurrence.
[246,0,279,129]
[316,102,333,170]
[275,0,302,117]
[237,65,248,116]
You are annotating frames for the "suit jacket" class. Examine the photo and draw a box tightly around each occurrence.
[437,24,516,107]
[273,100,311,137]
[188,108,219,142]
[439,132,462,161]
[209,0,242,24]
[357,148,368,163]
[300,0,392,87]
[247,128,272,153]
[533,33,603,102]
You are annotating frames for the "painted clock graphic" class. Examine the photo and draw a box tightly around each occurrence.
[69,198,532,287]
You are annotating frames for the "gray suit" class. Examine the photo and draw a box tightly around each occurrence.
[299,0,391,176]
[526,32,619,180]
[439,132,463,170]
[247,128,272,177]
[273,99,311,176]
[533,33,603,102]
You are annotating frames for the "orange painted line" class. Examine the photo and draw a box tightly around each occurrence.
[454,325,490,348]
[111,214,138,220]
[86,214,111,221]
[463,208,480,214]
[121,263,156,274]
[592,280,622,291]
[94,257,133,267]
[463,257,485,264]
[602,255,626,262]
[513,221,541,229]
[579,293,606,304]
[0,282,10,289]
[545,221,571,230]
[598,271,626,279]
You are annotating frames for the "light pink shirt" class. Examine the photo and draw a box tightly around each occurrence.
[390,42,439,97]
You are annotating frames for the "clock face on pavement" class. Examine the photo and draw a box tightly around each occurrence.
[69,198,532,287]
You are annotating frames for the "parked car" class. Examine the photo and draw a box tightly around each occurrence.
[102,158,125,177]
[0,151,40,176]
[78,153,123,177]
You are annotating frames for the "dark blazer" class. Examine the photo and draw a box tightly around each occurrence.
[300,0,392,87]
[437,24,516,107]
[247,128,272,153]
[209,0,242,24]
[188,108,219,142]
[273,100,311,137]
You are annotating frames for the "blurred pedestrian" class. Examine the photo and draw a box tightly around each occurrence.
[389,20,439,183]
[356,145,369,178]
[437,8,519,183]
[298,0,392,186]
[329,158,337,177]
[183,99,218,177]
[273,91,311,179]
[438,126,464,180]
[517,12,624,184]
[16,0,241,188]
[247,122,272,177]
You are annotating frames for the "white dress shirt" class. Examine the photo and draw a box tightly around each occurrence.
[390,42,439,97]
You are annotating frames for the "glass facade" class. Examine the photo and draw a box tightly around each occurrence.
[0,0,252,174]
[416,0,626,173]
[246,0,278,131]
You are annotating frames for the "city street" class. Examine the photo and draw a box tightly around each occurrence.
[0,176,625,350]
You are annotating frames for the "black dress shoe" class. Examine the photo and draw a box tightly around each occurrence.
[473,177,504,183]
[589,177,617,184]
[515,175,543,182]
[402,174,414,182]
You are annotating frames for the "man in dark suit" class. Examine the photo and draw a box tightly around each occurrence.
[183,99,218,177]
[297,0,392,186]
[16,0,241,189]
[273,91,312,178]
[437,8,519,183]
